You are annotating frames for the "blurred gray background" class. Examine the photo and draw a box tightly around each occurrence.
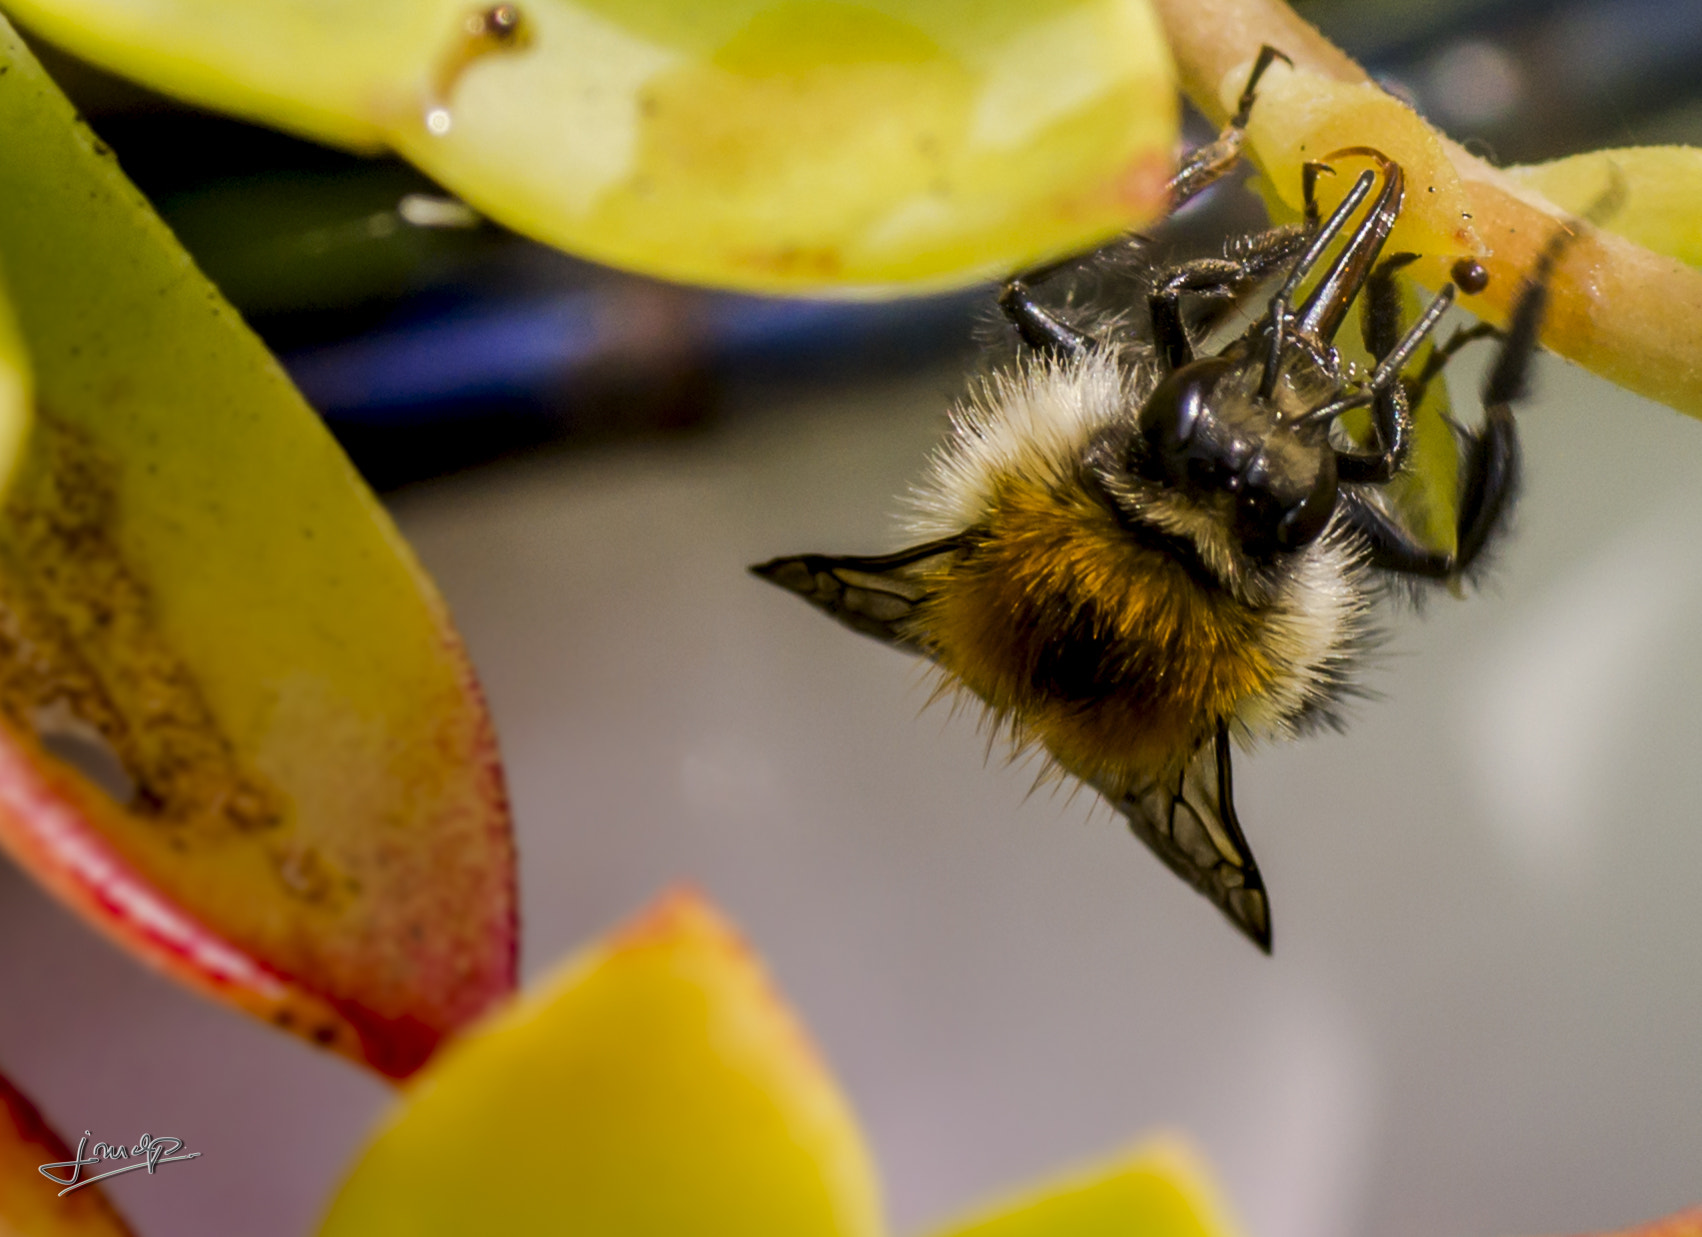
[1,0,1701,1235]
[5,351,1702,1237]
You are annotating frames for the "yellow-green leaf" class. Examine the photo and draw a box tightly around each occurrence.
[319,889,883,1237]
[1507,147,1702,270]
[0,15,514,1079]
[5,0,1177,293]
[0,267,29,499]
[922,1138,1239,1237]
[1,1065,137,1237]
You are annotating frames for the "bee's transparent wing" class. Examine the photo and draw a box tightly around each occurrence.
[1098,722,1273,952]
[749,537,965,654]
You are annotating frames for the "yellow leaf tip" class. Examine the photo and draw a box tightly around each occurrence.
[607,882,724,949]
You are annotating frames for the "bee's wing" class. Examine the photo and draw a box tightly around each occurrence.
[758,542,1273,951]
[1099,722,1273,952]
[750,537,965,654]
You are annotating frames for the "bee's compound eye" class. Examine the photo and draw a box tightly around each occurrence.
[1137,357,1235,484]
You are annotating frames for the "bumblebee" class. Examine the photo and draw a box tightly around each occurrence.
[753,49,1580,952]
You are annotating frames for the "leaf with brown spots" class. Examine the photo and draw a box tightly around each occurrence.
[0,17,514,1078]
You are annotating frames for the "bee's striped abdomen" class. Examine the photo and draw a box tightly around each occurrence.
[916,474,1282,793]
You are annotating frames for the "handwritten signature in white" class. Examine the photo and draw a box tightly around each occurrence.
[38,1132,201,1196]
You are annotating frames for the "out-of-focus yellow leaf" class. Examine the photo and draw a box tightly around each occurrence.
[319,889,882,1237]
[922,1138,1238,1237]
[0,16,513,1079]
[6,0,1178,294]
[1508,147,1702,270]
[1,1066,136,1237]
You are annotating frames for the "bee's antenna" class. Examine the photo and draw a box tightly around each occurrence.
[1370,281,1455,387]
[1261,168,1377,398]
[1293,149,1406,345]
[1298,278,1455,426]
[1299,390,1373,426]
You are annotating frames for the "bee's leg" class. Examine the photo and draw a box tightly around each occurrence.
[1429,190,1614,569]
[1004,45,1297,362]
[1403,321,1501,410]
[1334,253,1451,483]
[1451,214,1593,571]
[1335,489,1452,576]
[1148,258,1248,370]
[1147,224,1309,370]
[1340,393,1519,579]
[1340,220,1580,578]
[1299,158,1331,230]
[1168,44,1291,211]
[1333,317,1522,578]
[1350,321,1517,575]
[1334,331,1517,579]
[1005,44,1297,361]
[997,278,1094,359]
[1149,158,1327,368]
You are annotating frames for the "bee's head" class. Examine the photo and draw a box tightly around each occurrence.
[1132,355,1338,555]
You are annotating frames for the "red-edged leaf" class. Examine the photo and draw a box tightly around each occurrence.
[0,16,514,1078]
[0,1064,137,1237]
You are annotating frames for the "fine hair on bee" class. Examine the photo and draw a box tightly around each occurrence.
[752,45,1595,953]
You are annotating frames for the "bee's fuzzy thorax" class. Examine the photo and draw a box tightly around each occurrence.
[899,351,1373,790]
[907,352,1259,600]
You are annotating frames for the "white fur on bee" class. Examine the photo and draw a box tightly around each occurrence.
[1236,517,1371,738]
[905,350,1139,540]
